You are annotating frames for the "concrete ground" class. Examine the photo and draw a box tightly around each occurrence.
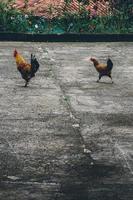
[0,42,133,200]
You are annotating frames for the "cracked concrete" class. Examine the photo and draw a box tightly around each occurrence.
[0,42,133,200]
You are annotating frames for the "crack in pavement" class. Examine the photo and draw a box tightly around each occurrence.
[114,141,133,175]
[43,46,92,157]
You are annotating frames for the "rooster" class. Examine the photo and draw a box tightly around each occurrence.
[90,57,113,83]
[14,49,39,87]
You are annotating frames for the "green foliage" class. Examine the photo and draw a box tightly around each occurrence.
[0,1,132,33]
[0,2,47,33]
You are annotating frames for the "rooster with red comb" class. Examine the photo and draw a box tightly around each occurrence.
[14,49,40,87]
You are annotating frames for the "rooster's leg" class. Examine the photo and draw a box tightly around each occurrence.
[24,80,29,87]
[97,74,102,82]
[108,75,113,83]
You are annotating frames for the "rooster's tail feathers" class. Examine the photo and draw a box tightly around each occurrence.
[31,54,40,77]
[107,58,113,71]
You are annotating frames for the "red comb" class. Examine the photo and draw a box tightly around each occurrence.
[14,49,18,57]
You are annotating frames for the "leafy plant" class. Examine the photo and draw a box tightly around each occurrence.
[0,0,132,33]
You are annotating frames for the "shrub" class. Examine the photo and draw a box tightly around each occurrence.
[0,0,132,33]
